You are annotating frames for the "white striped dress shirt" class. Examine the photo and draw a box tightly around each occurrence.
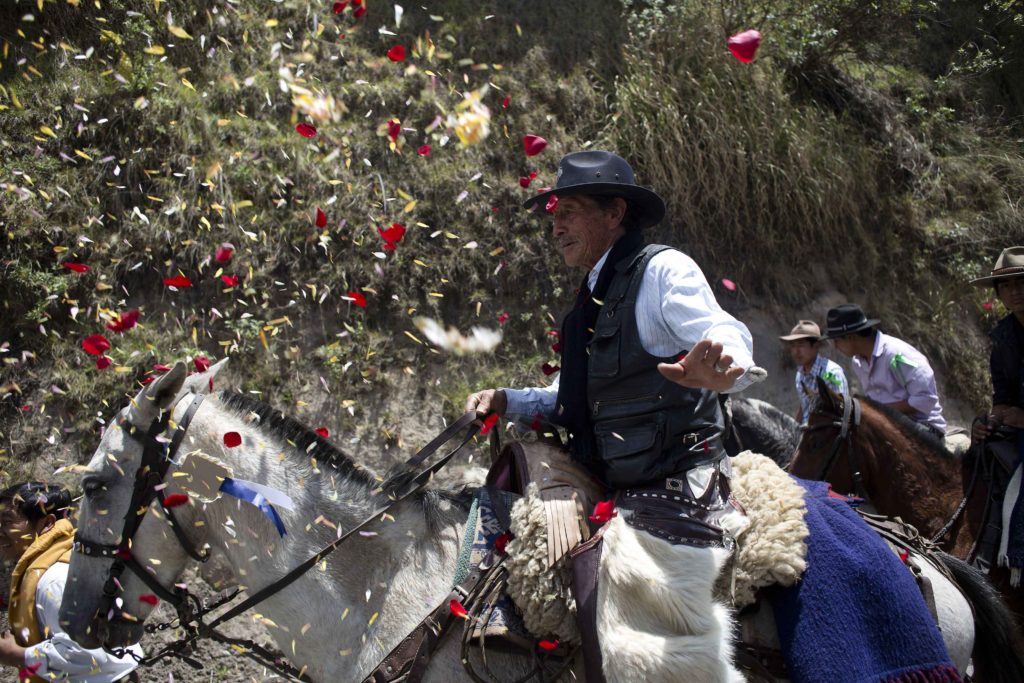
[505,245,755,419]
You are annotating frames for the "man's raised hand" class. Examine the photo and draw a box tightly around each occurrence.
[657,339,744,393]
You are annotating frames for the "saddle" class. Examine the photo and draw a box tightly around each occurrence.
[968,428,1020,572]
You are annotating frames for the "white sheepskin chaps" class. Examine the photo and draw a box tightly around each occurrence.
[597,515,745,683]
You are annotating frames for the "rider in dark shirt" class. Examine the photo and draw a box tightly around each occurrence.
[972,247,1024,441]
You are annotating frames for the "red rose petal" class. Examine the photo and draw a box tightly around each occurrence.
[727,29,762,63]
[194,356,211,372]
[164,275,193,288]
[538,639,560,651]
[417,144,432,156]
[332,0,348,13]
[221,274,239,287]
[387,45,406,62]
[114,548,132,561]
[353,5,366,17]
[497,312,509,324]
[214,242,234,263]
[223,432,242,448]
[529,414,543,431]
[378,222,406,245]
[522,134,548,157]
[63,262,90,273]
[981,302,993,311]
[541,362,560,376]
[138,594,159,606]
[163,493,189,508]
[296,122,318,138]
[316,207,327,228]
[82,334,111,356]
[502,96,510,109]
[106,309,140,333]
[721,278,737,292]
[18,663,43,681]
[479,412,500,435]
[545,195,558,213]
[315,427,330,438]
[589,499,617,524]
[95,356,112,370]
[387,119,401,143]
[518,176,531,188]
[153,363,172,372]
[494,531,514,554]
[346,291,367,308]
[449,599,468,619]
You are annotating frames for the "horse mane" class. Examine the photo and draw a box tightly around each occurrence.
[858,396,954,460]
[217,390,379,488]
[216,391,474,518]
[730,398,800,467]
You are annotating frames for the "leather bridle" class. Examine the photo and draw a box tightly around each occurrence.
[804,394,869,501]
[71,390,483,681]
[72,392,210,624]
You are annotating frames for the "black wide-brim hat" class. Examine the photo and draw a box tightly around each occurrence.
[819,303,880,340]
[522,151,667,230]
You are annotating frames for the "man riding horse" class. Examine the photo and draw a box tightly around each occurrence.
[822,303,970,454]
[465,150,756,680]
[970,246,1024,585]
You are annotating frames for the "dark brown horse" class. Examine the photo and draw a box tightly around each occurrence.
[789,377,1024,620]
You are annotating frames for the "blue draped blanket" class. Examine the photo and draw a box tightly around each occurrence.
[766,479,962,683]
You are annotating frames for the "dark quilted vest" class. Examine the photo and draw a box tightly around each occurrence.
[587,244,725,488]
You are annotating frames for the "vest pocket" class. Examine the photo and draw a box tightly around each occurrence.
[588,325,620,378]
[594,413,666,488]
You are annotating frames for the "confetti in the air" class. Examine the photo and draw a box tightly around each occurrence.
[522,134,548,157]
[386,45,406,62]
[82,334,110,356]
[295,122,318,138]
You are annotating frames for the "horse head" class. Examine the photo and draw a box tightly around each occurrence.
[60,359,229,649]
[789,376,858,491]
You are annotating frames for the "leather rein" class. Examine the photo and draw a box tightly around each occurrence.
[72,391,482,680]
[804,394,870,501]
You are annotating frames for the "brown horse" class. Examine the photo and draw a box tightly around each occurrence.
[789,377,1024,620]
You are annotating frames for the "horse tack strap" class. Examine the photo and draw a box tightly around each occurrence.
[362,554,499,683]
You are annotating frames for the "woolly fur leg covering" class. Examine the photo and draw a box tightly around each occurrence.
[597,516,744,683]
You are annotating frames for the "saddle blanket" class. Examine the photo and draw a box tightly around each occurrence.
[767,478,961,683]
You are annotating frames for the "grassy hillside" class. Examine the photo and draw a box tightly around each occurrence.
[1,0,1022,484]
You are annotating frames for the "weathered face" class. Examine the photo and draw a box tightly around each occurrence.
[60,360,226,649]
[550,195,626,270]
[996,276,1024,316]
[787,339,819,368]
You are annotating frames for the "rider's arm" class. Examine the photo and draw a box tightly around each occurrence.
[503,374,559,420]
[643,250,755,393]
[899,366,942,421]
[22,563,142,681]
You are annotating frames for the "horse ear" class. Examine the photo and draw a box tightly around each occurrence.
[816,375,840,413]
[130,362,187,423]
[182,357,229,395]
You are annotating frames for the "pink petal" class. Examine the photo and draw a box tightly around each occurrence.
[721,278,737,292]
[727,29,762,63]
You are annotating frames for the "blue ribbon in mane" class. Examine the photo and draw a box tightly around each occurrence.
[219,478,288,536]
